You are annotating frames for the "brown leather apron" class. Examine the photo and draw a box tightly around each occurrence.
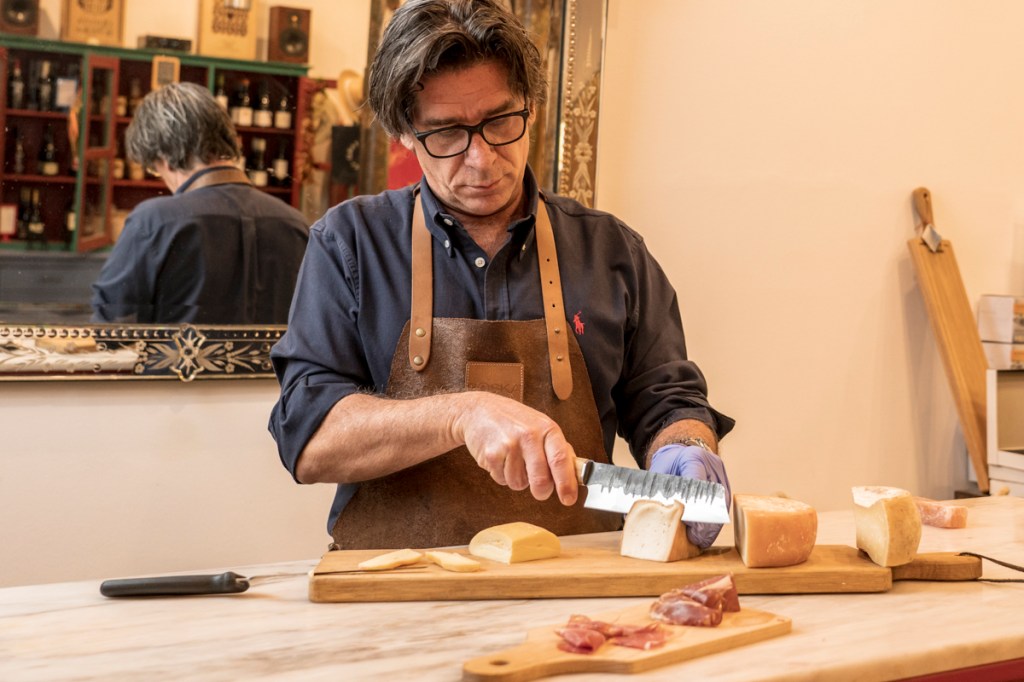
[180,165,252,193]
[331,193,622,549]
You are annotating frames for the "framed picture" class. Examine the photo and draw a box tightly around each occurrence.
[61,0,125,47]
[196,0,257,61]
[150,56,180,91]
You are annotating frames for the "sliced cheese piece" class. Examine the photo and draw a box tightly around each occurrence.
[468,522,560,564]
[733,494,817,568]
[423,550,482,573]
[913,497,968,529]
[356,548,423,571]
[620,500,701,562]
[852,486,922,567]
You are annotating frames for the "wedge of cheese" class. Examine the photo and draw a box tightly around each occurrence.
[423,550,482,573]
[356,548,423,571]
[468,522,560,564]
[852,486,922,567]
[913,497,968,529]
[733,494,817,567]
[620,500,702,562]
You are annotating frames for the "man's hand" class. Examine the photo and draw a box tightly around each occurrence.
[648,444,731,549]
[453,392,579,507]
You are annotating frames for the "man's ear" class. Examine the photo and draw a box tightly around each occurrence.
[399,133,415,151]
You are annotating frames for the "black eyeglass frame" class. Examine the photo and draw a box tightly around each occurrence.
[411,107,531,159]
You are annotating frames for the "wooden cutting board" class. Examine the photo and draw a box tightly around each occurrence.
[462,605,791,681]
[308,534,980,602]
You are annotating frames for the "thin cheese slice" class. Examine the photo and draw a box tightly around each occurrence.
[423,550,482,572]
[852,486,922,567]
[733,494,817,567]
[913,497,968,529]
[620,500,701,562]
[356,548,423,571]
[468,522,560,564]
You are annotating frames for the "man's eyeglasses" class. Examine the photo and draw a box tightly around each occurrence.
[412,108,530,159]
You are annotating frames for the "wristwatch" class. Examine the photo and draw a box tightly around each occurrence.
[678,436,715,453]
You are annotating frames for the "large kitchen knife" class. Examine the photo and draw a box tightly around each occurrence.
[575,459,730,524]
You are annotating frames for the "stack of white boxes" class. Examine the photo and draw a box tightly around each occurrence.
[980,295,1024,496]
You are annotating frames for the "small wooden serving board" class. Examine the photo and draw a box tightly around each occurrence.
[462,605,791,681]
[308,534,980,603]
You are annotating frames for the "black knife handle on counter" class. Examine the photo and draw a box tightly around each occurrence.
[100,571,250,597]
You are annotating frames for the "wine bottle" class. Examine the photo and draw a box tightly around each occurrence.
[12,128,26,174]
[273,93,292,130]
[37,60,53,112]
[55,62,80,112]
[128,77,144,116]
[64,198,77,249]
[253,80,273,128]
[248,137,268,187]
[16,188,31,240]
[28,188,46,248]
[234,78,253,127]
[8,58,25,109]
[214,73,229,111]
[39,124,60,176]
[272,141,290,186]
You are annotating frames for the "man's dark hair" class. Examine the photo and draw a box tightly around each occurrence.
[367,0,547,137]
[125,82,241,171]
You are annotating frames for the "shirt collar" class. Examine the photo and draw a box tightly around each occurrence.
[174,165,240,195]
[418,166,541,259]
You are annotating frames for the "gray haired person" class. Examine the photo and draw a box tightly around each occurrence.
[91,82,309,324]
[270,0,733,551]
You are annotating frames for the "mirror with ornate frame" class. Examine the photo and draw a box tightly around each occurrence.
[0,0,607,382]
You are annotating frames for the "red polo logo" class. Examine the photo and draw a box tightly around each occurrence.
[573,311,585,335]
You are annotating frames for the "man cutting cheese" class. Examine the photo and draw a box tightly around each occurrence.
[269,0,733,550]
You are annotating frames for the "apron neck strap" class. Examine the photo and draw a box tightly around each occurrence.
[409,193,573,400]
[180,166,252,194]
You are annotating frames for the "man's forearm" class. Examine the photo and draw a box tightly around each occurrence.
[295,392,465,484]
[644,419,719,468]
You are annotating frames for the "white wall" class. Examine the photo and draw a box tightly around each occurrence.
[0,380,336,587]
[599,0,1024,509]
[35,0,370,79]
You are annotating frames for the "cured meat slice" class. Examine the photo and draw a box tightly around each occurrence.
[649,592,723,627]
[676,573,741,612]
[556,616,669,653]
[555,626,606,654]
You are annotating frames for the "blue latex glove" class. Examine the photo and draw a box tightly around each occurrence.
[648,444,731,549]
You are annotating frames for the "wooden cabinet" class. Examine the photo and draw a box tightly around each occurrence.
[1,35,311,254]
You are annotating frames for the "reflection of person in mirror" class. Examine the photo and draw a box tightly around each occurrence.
[269,0,733,551]
[90,82,309,324]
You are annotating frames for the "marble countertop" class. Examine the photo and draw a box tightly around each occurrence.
[2,496,1022,682]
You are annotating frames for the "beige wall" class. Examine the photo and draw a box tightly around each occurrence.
[598,0,1024,508]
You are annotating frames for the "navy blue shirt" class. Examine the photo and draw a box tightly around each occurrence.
[91,166,310,324]
[270,169,734,531]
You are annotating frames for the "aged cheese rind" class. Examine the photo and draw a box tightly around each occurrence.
[852,486,922,567]
[913,497,968,529]
[356,548,423,571]
[620,500,702,562]
[423,550,482,572]
[733,494,817,568]
[468,522,561,564]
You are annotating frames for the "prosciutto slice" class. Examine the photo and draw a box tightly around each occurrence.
[649,592,723,627]
[675,573,741,612]
[556,615,668,653]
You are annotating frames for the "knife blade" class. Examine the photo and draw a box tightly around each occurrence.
[99,565,428,597]
[575,458,730,524]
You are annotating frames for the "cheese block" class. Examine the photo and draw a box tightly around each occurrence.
[913,497,968,529]
[733,494,817,568]
[619,500,702,562]
[468,522,560,564]
[423,550,482,572]
[356,548,423,571]
[852,486,922,567]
